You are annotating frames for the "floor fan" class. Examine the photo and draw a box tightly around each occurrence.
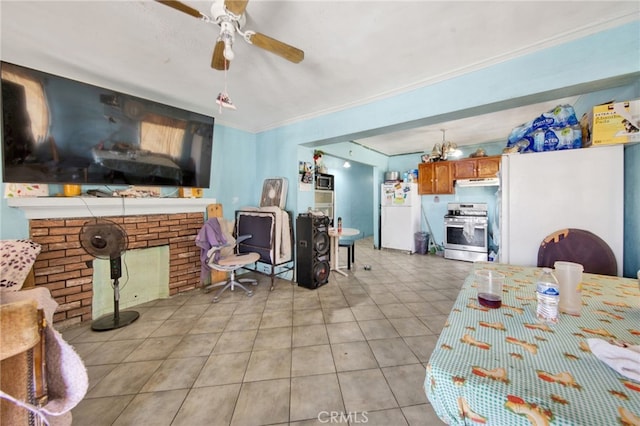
[79,218,140,331]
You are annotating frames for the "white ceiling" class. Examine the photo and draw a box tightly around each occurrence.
[1,1,638,156]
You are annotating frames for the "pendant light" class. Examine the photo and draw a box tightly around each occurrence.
[440,129,462,160]
[343,149,352,167]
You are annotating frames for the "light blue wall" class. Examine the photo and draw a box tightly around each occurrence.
[321,155,374,238]
[254,128,301,215]
[0,196,26,239]
[205,124,258,221]
[1,21,638,276]
[307,141,388,245]
[624,143,640,278]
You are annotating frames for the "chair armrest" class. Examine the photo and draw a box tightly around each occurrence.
[206,235,252,260]
[236,234,252,244]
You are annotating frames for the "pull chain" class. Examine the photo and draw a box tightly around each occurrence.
[216,58,236,112]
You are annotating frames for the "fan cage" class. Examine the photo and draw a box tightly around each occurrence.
[79,219,128,260]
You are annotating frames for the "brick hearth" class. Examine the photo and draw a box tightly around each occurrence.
[28,212,204,327]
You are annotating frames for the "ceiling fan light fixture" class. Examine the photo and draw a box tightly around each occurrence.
[223,41,234,60]
[219,21,236,61]
[157,0,304,70]
[343,161,351,168]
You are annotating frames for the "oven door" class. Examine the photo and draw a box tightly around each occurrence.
[444,216,488,253]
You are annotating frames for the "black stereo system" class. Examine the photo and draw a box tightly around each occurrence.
[296,214,331,289]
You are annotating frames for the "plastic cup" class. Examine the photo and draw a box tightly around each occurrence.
[475,270,504,309]
[63,184,81,197]
[554,261,584,315]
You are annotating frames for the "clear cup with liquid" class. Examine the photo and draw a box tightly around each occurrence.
[475,270,505,309]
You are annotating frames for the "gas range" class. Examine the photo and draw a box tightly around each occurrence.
[444,203,489,262]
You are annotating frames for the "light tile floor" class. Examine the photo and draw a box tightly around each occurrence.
[66,238,473,425]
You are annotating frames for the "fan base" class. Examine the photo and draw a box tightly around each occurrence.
[91,310,140,331]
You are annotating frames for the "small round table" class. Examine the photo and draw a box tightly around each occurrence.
[328,227,359,276]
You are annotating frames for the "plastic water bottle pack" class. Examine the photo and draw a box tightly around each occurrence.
[507,104,582,152]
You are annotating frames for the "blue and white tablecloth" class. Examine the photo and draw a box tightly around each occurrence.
[425,263,640,425]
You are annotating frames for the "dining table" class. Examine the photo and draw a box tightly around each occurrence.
[328,227,359,277]
[425,262,640,425]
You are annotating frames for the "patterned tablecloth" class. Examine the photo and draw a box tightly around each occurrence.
[425,263,640,425]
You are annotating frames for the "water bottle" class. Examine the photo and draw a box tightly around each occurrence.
[536,268,560,324]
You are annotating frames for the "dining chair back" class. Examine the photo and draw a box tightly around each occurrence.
[537,228,617,276]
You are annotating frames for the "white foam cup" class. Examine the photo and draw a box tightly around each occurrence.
[554,261,584,315]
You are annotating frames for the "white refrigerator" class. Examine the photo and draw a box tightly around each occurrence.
[499,145,624,274]
[381,182,421,252]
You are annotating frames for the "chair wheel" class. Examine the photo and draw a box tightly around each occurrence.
[247,291,254,297]
[212,297,220,303]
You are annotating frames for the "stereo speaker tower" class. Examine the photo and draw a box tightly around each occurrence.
[296,214,331,289]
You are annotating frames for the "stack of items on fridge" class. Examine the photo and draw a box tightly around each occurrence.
[504,104,582,153]
[589,100,640,146]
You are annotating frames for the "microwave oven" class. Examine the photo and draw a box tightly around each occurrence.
[315,173,334,190]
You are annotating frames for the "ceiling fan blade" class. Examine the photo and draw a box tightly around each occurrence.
[224,0,249,16]
[248,32,304,64]
[211,40,230,70]
[155,1,203,18]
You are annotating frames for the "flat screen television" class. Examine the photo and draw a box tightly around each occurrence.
[1,61,214,187]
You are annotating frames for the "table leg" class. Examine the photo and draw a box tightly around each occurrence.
[330,235,348,277]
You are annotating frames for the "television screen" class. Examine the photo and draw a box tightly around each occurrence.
[1,61,214,187]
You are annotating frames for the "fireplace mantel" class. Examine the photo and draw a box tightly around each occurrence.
[8,197,217,219]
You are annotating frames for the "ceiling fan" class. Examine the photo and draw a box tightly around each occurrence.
[157,0,304,70]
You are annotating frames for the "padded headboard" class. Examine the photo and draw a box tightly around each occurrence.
[236,213,274,264]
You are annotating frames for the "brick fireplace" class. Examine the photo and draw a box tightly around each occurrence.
[8,197,214,328]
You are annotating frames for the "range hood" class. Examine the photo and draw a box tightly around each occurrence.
[455,177,500,187]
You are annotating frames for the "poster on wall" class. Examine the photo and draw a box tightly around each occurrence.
[299,161,313,191]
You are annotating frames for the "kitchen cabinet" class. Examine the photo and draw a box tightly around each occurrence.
[418,162,454,194]
[453,155,501,179]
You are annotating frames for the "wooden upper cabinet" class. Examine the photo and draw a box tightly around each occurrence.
[418,162,433,194]
[418,162,454,195]
[452,159,476,179]
[476,156,501,177]
[418,155,501,195]
[452,155,501,179]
